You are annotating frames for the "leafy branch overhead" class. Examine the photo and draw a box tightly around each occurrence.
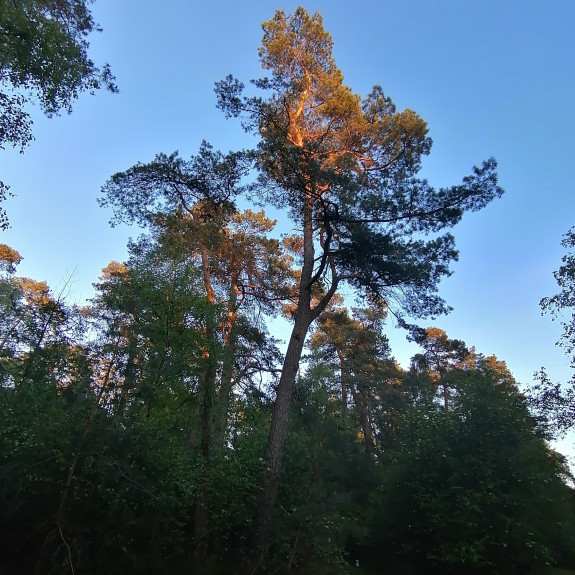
[0,0,117,228]
[532,227,575,436]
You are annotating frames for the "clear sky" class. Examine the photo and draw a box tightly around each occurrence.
[1,1,574,455]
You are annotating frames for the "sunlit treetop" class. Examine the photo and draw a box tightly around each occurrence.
[13,277,51,306]
[0,243,22,274]
[258,8,430,178]
[100,261,130,281]
[216,7,503,321]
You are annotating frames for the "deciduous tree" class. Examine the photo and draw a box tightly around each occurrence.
[531,226,575,436]
[0,0,117,227]
[368,354,575,575]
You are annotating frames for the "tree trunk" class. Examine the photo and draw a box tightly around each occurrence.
[257,310,311,545]
[194,244,218,558]
[213,284,239,450]
[350,383,376,454]
[57,360,113,522]
[257,191,315,548]
[337,354,348,428]
[193,322,218,560]
[442,381,450,411]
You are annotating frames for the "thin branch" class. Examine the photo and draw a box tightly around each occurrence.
[57,523,75,575]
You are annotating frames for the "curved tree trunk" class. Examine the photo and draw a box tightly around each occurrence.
[257,310,311,546]
[257,192,315,547]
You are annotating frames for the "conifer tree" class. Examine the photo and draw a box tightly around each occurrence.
[216,7,504,536]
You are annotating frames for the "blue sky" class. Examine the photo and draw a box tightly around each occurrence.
[1,1,574,453]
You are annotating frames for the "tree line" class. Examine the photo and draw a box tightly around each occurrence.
[1,4,574,574]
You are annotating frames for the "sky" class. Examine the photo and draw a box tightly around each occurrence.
[1,1,574,455]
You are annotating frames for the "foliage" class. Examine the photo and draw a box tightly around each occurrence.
[216,8,504,542]
[309,306,401,451]
[541,228,575,357]
[1,239,574,573]
[0,0,117,227]
[364,357,575,575]
[0,0,117,122]
[216,7,504,320]
[532,227,575,435]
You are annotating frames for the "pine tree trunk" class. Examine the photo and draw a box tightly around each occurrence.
[257,311,311,545]
[257,192,315,548]
[350,383,376,454]
[214,285,239,449]
[194,244,218,558]
[193,319,218,560]
[338,354,348,428]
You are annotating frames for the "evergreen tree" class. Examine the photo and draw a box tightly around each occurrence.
[216,7,504,536]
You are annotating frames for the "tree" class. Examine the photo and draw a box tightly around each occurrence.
[410,326,472,409]
[366,353,575,575]
[100,145,295,562]
[101,145,247,452]
[100,144,291,446]
[309,306,399,452]
[532,226,575,436]
[216,6,504,536]
[0,0,117,228]
[0,243,72,392]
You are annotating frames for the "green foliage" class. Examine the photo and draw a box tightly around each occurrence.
[266,372,376,574]
[0,0,117,119]
[541,227,575,361]
[0,245,200,573]
[534,226,575,435]
[0,0,117,227]
[216,7,504,320]
[217,9,504,545]
[99,143,248,229]
[1,240,574,574]
[364,358,575,575]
